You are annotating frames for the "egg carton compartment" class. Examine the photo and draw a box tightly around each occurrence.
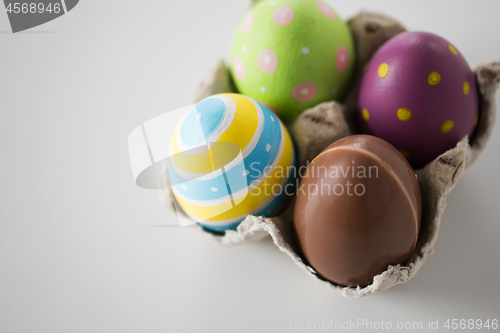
[159,11,500,298]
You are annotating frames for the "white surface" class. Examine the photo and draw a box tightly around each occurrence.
[1,1,499,332]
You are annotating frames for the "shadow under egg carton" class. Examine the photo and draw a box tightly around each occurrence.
[160,11,500,298]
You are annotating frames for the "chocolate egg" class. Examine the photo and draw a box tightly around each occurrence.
[230,0,355,122]
[167,93,295,232]
[357,31,479,168]
[293,135,421,287]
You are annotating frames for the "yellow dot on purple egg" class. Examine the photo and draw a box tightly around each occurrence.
[362,108,370,121]
[378,63,389,78]
[428,71,441,85]
[441,120,455,133]
[463,81,470,95]
[397,108,412,121]
[399,149,410,158]
[448,44,458,56]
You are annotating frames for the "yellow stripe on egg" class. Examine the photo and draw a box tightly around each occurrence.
[169,126,214,175]
[174,122,294,223]
[170,94,260,175]
[215,93,260,152]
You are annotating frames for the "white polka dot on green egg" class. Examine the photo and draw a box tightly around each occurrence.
[230,0,355,122]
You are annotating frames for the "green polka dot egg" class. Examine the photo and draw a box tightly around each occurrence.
[230,0,355,122]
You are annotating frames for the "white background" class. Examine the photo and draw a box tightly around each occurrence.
[1,1,499,332]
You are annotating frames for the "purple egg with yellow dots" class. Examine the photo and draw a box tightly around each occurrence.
[357,31,479,168]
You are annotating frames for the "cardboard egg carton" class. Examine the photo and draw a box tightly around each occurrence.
[160,11,499,298]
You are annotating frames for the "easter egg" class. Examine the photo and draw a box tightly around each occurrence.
[357,31,479,168]
[293,135,421,287]
[230,0,355,122]
[167,93,296,232]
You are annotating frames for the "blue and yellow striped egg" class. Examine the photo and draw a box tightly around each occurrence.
[167,93,296,232]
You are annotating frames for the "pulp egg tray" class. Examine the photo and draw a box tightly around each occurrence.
[160,10,499,298]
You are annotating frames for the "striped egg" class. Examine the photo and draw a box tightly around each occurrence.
[167,93,296,232]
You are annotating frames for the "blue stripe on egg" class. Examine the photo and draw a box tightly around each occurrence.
[178,97,229,148]
[197,154,296,230]
[168,100,282,202]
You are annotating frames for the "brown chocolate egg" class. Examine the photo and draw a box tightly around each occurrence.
[293,135,421,287]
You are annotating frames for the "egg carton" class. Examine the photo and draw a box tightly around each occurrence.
[160,10,500,298]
